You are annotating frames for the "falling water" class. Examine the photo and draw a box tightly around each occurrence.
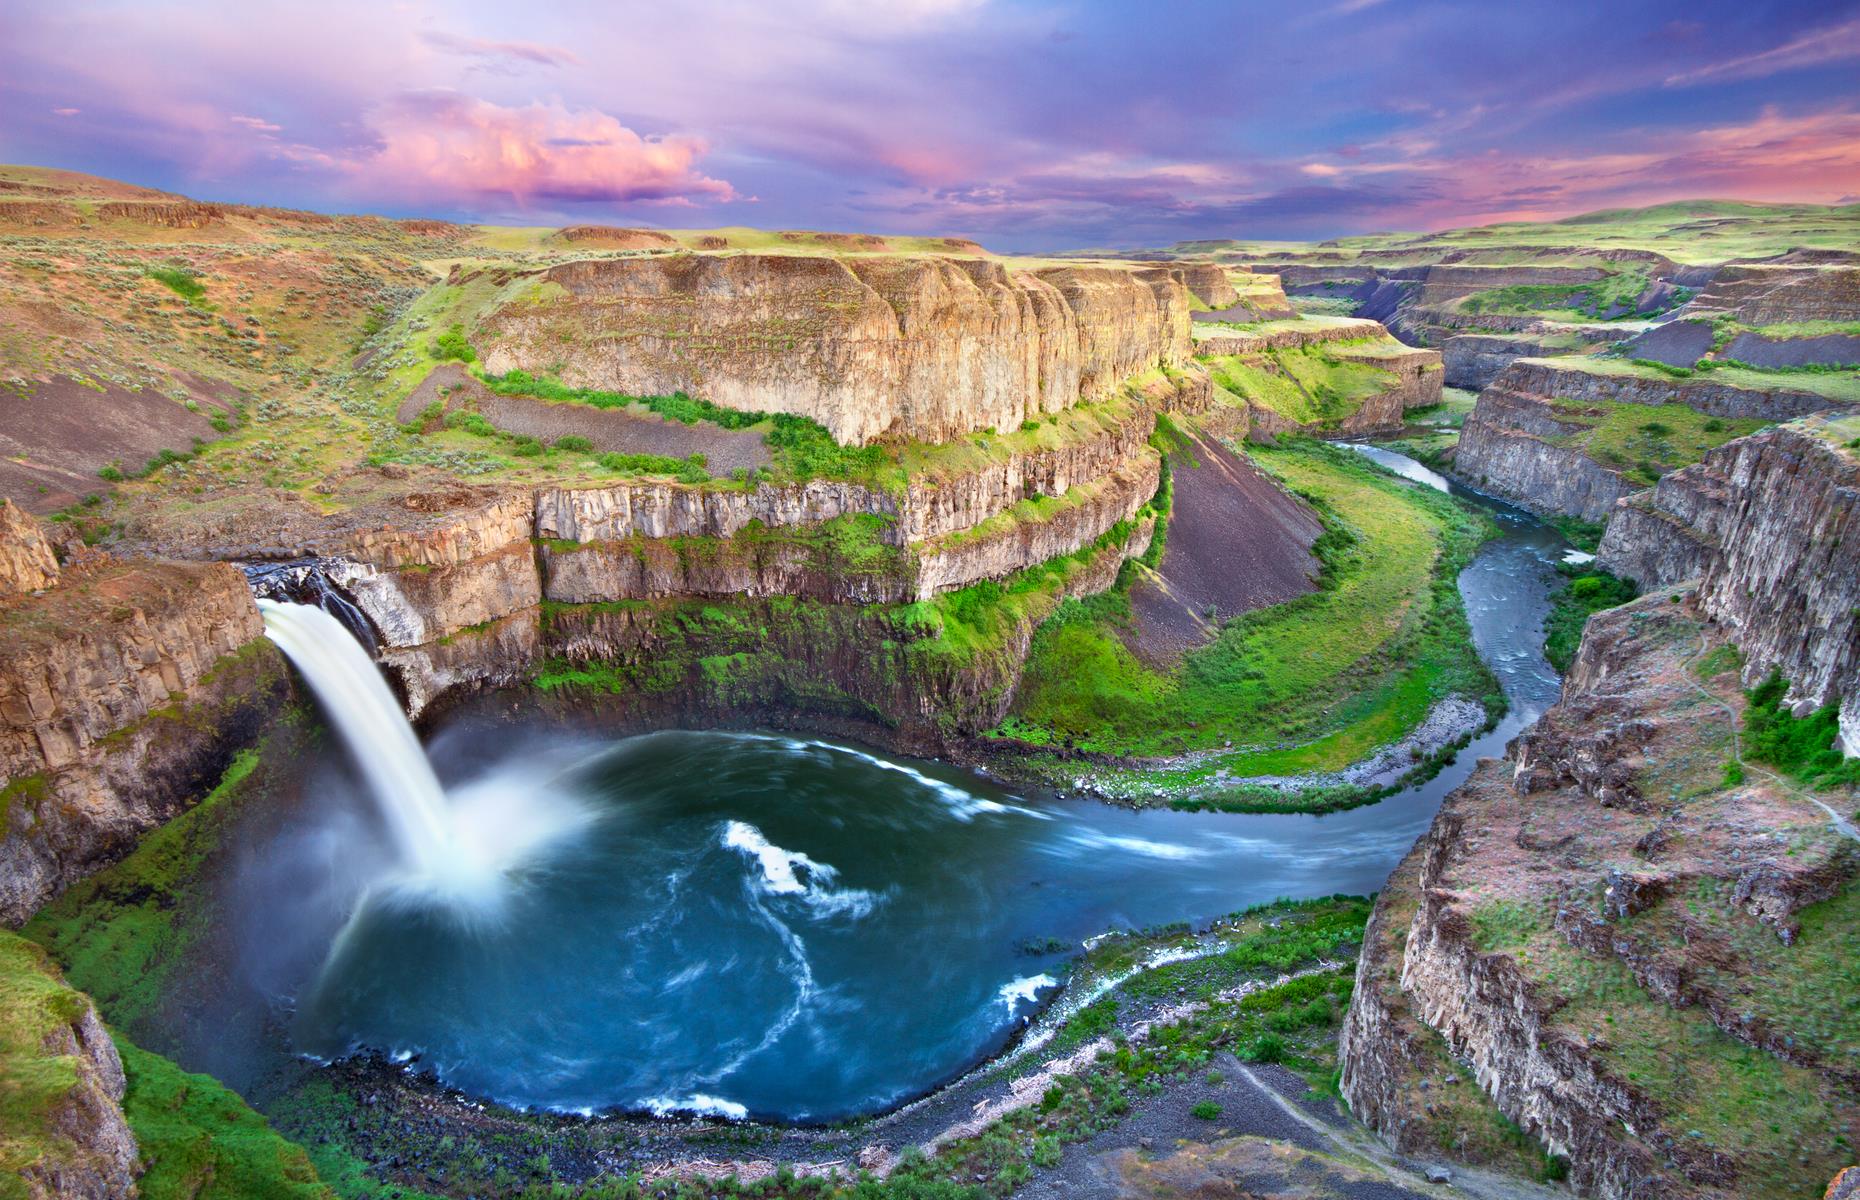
[259,601,456,875]
[259,599,596,907]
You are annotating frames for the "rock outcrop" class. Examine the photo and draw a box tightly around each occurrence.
[1341,590,1860,1200]
[1441,332,1600,390]
[1192,316,1389,356]
[0,501,59,595]
[1603,418,1859,715]
[476,254,1192,445]
[0,558,283,924]
[1,933,138,1200]
[1168,263,1239,309]
[1686,265,1860,325]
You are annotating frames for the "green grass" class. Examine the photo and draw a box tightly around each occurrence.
[1202,345,1399,430]
[479,369,902,490]
[144,265,208,306]
[1548,355,1860,406]
[0,932,96,1194]
[1547,514,1606,554]
[1529,926,1856,1197]
[1459,269,1658,320]
[1548,399,1765,488]
[1543,565,1638,673]
[118,1041,333,1199]
[0,929,332,1200]
[999,439,1499,776]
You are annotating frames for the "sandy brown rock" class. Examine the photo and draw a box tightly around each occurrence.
[476,254,1191,445]
[0,558,282,923]
[0,500,58,595]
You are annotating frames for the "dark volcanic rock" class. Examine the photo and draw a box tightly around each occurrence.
[1622,319,1715,367]
[1723,331,1860,369]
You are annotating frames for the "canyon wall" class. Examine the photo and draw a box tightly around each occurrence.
[1341,588,1860,1200]
[0,545,285,924]
[1597,418,1860,725]
[1687,264,1860,324]
[1344,416,1860,1197]
[475,254,1193,445]
[1453,360,1844,521]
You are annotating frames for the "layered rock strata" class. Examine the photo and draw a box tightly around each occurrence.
[1597,418,1859,722]
[476,254,1193,445]
[1453,360,1846,521]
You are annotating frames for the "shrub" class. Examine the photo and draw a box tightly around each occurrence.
[1543,566,1638,673]
[553,434,592,452]
[144,265,206,304]
[1189,1100,1222,1119]
[1742,670,1860,789]
[97,462,125,482]
[431,323,477,363]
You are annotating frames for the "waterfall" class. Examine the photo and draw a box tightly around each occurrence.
[260,599,595,914]
[259,600,455,876]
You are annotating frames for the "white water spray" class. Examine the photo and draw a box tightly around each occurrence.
[259,599,589,901]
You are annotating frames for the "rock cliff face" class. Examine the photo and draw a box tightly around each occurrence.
[1453,360,1845,521]
[1169,263,1238,309]
[1441,332,1598,390]
[1192,316,1388,356]
[0,501,58,595]
[1341,591,1860,1200]
[1687,265,1860,324]
[1193,320,1441,440]
[0,557,283,924]
[1452,384,1629,521]
[1597,418,1860,721]
[476,254,1192,445]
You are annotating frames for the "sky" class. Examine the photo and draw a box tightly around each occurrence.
[4,0,1860,252]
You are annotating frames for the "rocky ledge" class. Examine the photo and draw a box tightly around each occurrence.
[0,538,286,922]
[1597,416,1860,745]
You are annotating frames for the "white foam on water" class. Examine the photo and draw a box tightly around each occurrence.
[715,731,1050,822]
[722,820,823,895]
[998,973,1057,1014]
[1058,829,1206,860]
[642,1094,749,1120]
[1562,549,1596,565]
[720,820,882,919]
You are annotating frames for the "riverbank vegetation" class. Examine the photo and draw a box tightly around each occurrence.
[992,438,1501,807]
[1543,564,1638,673]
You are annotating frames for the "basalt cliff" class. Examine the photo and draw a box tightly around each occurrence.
[1340,417,1860,1199]
[475,254,1197,445]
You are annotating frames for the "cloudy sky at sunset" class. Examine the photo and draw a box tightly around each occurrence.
[5,0,1859,250]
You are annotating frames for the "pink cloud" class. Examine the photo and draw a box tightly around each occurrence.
[348,92,735,206]
[419,30,581,69]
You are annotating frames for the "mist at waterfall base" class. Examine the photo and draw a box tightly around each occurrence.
[237,466,1563,1124]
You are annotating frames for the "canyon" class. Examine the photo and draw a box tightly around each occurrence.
[0,169,1855,1200]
